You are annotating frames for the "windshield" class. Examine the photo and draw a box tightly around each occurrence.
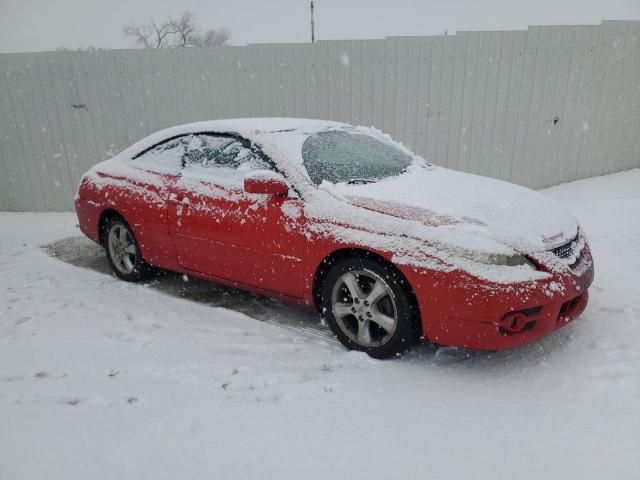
[301,129,413,185]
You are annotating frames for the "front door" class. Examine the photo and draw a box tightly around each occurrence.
[168,133,308,298]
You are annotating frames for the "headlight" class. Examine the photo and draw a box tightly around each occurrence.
[475,253,537,269]
[452,249,538,270]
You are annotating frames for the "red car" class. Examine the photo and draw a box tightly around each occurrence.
[76,118,594,358]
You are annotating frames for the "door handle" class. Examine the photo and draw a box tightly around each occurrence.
[168,194,191,205]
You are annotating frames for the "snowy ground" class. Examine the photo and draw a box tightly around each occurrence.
[1,170,639,480]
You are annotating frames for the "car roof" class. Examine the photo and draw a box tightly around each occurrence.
[154,117,346,138]
[118,117,348,162]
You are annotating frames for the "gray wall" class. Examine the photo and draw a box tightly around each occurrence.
[1,20,639,212]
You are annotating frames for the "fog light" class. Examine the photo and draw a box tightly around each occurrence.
[498,306,542,335]
[497,306,542,335]
[499,312,529,334]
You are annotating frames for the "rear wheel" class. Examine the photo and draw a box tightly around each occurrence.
[321,256,418,359]
[104,216,152,282]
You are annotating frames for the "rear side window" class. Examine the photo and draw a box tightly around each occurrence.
[132,137,186,176]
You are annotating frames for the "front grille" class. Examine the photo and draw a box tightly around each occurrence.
[551,240,575,259]
[549,235,583,268]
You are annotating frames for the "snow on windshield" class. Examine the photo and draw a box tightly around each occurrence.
[301,129,413,185]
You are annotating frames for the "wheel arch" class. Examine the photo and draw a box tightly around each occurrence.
[312,247,422,334]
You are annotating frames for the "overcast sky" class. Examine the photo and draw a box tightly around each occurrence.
[1,0,638,52]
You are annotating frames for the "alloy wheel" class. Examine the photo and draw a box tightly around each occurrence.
[107,224,138,275]
[330,269,398,347]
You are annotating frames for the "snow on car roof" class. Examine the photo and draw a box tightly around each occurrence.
[91,118,349,179]
[122,118,345,157]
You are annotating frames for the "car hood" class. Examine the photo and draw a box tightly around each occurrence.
[335,165,578,254]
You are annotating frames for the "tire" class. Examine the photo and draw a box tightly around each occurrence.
[321,256,418,359]
[103,216,153,282]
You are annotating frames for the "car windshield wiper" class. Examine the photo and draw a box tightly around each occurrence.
[347,178,377,185]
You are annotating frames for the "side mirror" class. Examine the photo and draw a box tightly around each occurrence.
[243,170,289,196]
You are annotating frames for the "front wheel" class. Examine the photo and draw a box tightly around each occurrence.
[321,256,418,359]
[104,216,152,282]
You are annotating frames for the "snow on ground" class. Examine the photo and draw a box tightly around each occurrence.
[1,170,639,479]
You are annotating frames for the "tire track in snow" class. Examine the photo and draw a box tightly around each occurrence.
[43,236,338,345]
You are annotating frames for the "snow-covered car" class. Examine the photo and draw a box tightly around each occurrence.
[75,118,594,358]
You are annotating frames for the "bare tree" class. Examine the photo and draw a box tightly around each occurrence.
[123,11,231,49]
[123,19,174,48]
[169,11,199,47]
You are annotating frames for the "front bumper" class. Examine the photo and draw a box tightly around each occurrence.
[403,243,594,351]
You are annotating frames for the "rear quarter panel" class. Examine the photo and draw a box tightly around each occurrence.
[75,172,177,270]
